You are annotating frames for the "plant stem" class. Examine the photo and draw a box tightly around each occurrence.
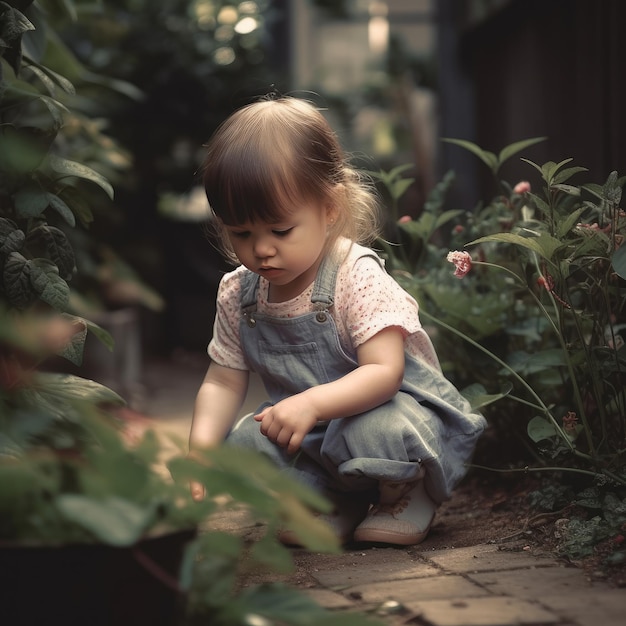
[470,463,626,485]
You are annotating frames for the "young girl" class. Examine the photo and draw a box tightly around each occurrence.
[189,96,486,546]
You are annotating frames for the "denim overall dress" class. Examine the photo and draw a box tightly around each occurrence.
[226,246,486,505]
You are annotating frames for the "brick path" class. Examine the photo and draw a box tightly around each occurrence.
[141,356,626,626]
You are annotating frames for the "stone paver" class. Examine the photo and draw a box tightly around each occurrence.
[423,543,558,572]
[312,555,439,587]
[535,589,626,626]
[406,596,561,626]
[468,565,601,600]
[340,574,489,605]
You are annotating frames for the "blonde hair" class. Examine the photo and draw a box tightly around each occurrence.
[201,96,381,263]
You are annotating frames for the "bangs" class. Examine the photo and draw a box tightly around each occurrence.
[205,141,301,226]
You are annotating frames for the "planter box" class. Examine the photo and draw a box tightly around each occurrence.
[1,529,195,626]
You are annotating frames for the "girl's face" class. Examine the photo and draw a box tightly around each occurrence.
[224,201,334,302]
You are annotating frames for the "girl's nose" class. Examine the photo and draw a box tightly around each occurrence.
[253,236,275,259]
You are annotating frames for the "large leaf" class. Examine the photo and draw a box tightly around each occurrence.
[47,192,76,226]
[28,257,70,309]
[48,154,114,199]
[56,495,155,546]
[3,251,35,308]
[26,224,75,279]
[498,137,546,165]
[0,219,25,255]
[612,244,626,279]
[442,138,498,171]
[31,371,125,408]
[527,415,557,443]
[462,382,512,411]
[55,315,87,366]
[0,2,35,73]
[14,185,49,218]
[0,125,51,173]
[468,231,563,262]
[22,56,76,96]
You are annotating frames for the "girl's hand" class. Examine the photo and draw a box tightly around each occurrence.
[254,395,318,455]
[190,480,206,501]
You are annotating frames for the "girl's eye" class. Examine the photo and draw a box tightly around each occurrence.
[272,228,293,237]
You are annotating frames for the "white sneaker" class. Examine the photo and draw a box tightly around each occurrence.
[353,479,437,546]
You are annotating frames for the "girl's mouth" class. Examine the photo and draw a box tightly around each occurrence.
[258,266,283,279]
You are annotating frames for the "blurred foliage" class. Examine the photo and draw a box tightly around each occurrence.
[0,3,386,622]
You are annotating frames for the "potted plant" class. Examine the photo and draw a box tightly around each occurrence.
[1,3,385,625]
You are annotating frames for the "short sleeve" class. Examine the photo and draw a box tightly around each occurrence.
[335,251,441,370]
[207,267,249,370]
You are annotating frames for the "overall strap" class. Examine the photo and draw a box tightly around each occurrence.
[240,270,260,327]
[310,253,339,309]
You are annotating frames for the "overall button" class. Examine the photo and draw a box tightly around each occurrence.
[316,311,327,322]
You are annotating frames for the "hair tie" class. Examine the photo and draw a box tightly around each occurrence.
[264,84,282,101]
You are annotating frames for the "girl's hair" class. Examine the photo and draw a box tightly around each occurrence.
[201,96,381,263]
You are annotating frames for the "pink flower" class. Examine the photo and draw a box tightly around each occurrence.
[513,181,531,194]
[446,251,472,278]
[562,411,578,435]
[398,215,412,223]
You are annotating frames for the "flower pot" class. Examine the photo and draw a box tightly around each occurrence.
[1,528,195,626]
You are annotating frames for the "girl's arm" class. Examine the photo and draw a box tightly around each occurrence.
[254,326,405,454]
[189,362,249,500]
[189,361,249,451]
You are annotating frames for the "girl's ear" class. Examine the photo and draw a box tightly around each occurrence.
[326,203,339,225]
[325,184,343,224]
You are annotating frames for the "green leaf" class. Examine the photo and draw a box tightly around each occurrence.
[552,166,588,185]
[47,192,76,226]
[497,137,546,165]
[462,382,512,411]
[84,318,115,351]
[29,258,70,309]
[468,231,563,262]
[442,138,498,172]
[0,219,25,255]
[26,224,75,279]
[527,416,557,443]
[48,154,114,199]
[55,315,87,366]
[56,495,155,546]
[612,245,626,280]
[390,176,414,201]
[0,4,35,73]
[434,209,464,230]
[557,206,586,238]
[31,372,125,408]
[14,185,49,218]
[22,56,76,96]
[57,185,94,225]
[3,251,35,309]
[551,184,580,196]
[0,126,52,172]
